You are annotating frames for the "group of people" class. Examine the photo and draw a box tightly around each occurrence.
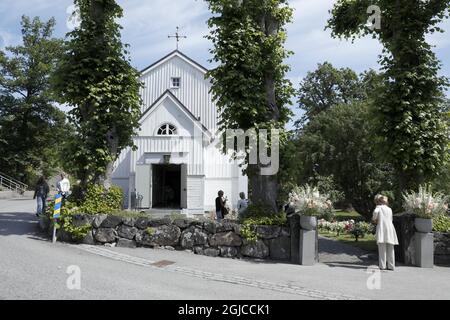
[33,174,71,217]
[215,191,249,222]
[34,177,398,271]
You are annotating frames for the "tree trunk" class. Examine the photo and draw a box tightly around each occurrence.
[99,127,118,190]
[246,12,281,214]
[248,163,279,214]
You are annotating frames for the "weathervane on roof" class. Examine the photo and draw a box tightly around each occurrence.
[168,26,187,51]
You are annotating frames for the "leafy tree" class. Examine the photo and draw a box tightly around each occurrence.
[205,0,295,214]
[296,62,367,126]
[0,16,66,185]
[53,0,142,190]
[327,0,450,192]
[295,102,394,218]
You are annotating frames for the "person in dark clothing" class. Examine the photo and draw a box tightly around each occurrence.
[34,176,50,217]
[215,190,228,222]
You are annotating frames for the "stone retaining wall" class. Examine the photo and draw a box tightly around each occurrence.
[48,214,292,261]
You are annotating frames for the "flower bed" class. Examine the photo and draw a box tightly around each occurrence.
[318,219,375,242]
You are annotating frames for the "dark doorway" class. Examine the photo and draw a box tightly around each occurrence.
[152,164,181,209]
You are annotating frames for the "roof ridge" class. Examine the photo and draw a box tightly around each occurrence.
[139,50,209,75]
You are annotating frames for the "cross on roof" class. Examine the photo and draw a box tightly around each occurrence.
[168,26,187,50]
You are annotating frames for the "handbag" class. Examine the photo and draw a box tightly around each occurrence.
[222,206,229,216]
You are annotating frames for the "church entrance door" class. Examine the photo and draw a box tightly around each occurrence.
[152,164,182,209]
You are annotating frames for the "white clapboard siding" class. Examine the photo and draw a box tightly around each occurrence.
[112,50,248,211]
[139,51,218,133]
[129,137,204,176]
[187,176,204,210]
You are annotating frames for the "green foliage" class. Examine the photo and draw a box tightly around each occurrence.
[240,224,258,243]
[432,161,450,196]
[45,201,91,240]
[296,62,379,127]
[314,175,345,205]
[168,212,188,221]
[433,214,450,233]
[240,204,287,226]
[349,221,374,242]
[61,213,92,241]
[0,16,66,184]
[240,213,287,227]
[205,0,295,213]
[294,102,394,217]
[109,210,148,218]
[239,204,287,242]
[328,0,450,192]
[146,227,155,236]
[75,184,123,214]
[53,0,142,188]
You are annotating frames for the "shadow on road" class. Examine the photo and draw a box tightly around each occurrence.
[319,237,378,270]
[0,212,46,239]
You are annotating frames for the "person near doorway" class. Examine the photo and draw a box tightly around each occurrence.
[372,195,399,271]
[57,173,71,199]
[237,192,249,218]
[34,176,50,217]
[215,191,228,222]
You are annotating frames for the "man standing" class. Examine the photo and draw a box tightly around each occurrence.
[33,176,50,217]
[237,192,249,218]
[215,190,228,222]
[57,173,71,199]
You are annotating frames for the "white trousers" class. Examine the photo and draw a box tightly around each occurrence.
[378,243,395,270]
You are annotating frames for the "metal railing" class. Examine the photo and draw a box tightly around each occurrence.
[0,172,28,194]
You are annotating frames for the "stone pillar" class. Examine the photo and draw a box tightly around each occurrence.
[415,232,434,268]
[393,213,416,265]
[288,214,300,264]
[299,230,317,266]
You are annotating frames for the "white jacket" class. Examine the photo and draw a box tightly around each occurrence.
[57,178,71,193]
[372,205,399,245]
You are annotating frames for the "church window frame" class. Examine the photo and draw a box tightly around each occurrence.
[156,123,178,136]
[171,77,181,89]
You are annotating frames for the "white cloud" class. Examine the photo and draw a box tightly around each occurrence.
[0,0,448,84]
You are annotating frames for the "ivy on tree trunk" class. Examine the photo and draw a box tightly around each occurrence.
[327,0,450,193]
[205,0,295,214]
[53,0,142,190]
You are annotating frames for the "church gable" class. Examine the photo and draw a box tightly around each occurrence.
[139,91,210,138]
[138,51,218,132]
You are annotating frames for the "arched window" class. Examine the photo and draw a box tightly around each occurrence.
[157,123,178,136]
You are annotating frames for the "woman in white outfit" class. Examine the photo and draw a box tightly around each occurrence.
[372,195,399,271]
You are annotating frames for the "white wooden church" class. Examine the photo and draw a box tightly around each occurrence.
[112,50,248,214]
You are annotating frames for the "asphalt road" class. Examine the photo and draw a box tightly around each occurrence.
[1,198,450,300]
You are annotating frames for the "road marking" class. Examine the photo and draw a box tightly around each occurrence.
[77,245,365,300]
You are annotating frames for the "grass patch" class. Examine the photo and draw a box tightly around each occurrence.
[319,230,378,252]
[72,210,150,218]
[334,210,365,222]
[109,210,152,218]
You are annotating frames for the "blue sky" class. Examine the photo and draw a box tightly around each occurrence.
[1,0,449,123]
